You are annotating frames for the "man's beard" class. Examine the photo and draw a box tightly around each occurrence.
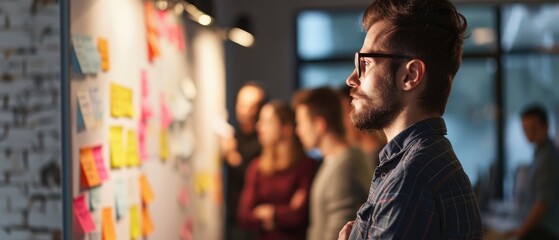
[350,72,403,131]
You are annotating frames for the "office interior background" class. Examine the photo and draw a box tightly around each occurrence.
[0,0,557,239]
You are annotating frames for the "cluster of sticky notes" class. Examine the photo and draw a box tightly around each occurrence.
[77,87,103,132]
[74,195,96,233]
[97,38,110,71]
[109,126,141,169]
[110,82,134,118]
[80,146,109,187]
[71,34,101,74]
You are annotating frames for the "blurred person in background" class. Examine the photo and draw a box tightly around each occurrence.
[222,82,267,240]
[505,104,559,240]
[338,86,387,173]
[293,87,371,240]
[238,101,318,240]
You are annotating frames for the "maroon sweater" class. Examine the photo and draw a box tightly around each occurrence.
[238,157,318,240]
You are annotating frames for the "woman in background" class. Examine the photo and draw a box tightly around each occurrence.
[238,101,318,240]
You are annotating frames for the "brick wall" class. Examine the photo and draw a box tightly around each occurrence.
[0,0,62,239]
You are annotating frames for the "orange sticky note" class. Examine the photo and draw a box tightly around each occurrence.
[142,206,154,235]
[102,207,117,240]
[140,174,155,204]
[130,205,141,239]
[109,126,125,168]
[74,195,96,233]
[127,130,140,167]
[97,38,110,71]
[80,147,101,187]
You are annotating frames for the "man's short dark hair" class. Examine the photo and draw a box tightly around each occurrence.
[521,104,548,126]
[293,87,345,137]
[362,0,467,115]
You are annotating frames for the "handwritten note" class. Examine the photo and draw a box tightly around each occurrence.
[140,174,155,204]
[80,147,101,187]
[102,208,117,240]
[130,205,141,239]
[109,126,125,168]
[89,86,103,127]
[110,82,134,118]
[92,146,108,181]
[74,195,96,233]
[142,206,154,235]
[71,34,101,74]
[127,130,140,167]
[97,38,110,71]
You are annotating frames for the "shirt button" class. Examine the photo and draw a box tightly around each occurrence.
[380,172,386,179]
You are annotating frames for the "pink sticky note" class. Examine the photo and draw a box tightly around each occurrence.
[178,187,190,207]
[92,146,109,181]
[180,218,194,240]
[141,70,149,98]
[74,195,96,233]
[160,93,172,128]
[139,122,148,162]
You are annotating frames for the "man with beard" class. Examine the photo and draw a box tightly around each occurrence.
[338,0,483,239]
[293,87,371,240]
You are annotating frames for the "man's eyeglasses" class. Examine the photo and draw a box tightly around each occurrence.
[354,52,413,78]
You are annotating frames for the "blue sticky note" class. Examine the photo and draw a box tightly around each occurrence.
[71,35,101,74]
[71,47,82,74]
[89,186,102,211]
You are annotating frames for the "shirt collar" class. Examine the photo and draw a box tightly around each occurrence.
[379,117,447,163]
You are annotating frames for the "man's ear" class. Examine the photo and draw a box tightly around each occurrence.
[400,59,426,91]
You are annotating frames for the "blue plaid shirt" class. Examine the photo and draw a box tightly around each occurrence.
[349,118,483,239]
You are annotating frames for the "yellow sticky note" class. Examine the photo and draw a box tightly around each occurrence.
[140,174,155,204]
[142,207,154,236]
[97,38,110,71]
[102,208,116,240]
[122,87,134,118]
[130,205,141,239]
[127,130,140,167]
[109,126,125,168]
[110,83,134,118]
[80,147,101,187]
[160,129,168,161]
[195,172,213,196]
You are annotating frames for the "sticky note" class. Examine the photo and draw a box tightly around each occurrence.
[139,123,148,162]
[140,174,155,204]
[71,34,101,74]
[92,146,108,181]
[178,187,190,207]
[110,82,134,118]
[127,130,140,167]
[77,89,95,130]
[160,94,172,129]
[74,195,96,233]
[130,205,141,239]
[71,48,83,74]
[89,186,102,211]
[114,179,128,219]
[102,208,116,240]
[160,129,168,161]
[97,38,110,71]
[109,126,125,168]
[80,147,101,187]
[142,207,154,236]
[89,86,103,128]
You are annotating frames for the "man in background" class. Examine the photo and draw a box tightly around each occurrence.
[222,82,267,240]
[293,87,371,240]
[506,105,559,239]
